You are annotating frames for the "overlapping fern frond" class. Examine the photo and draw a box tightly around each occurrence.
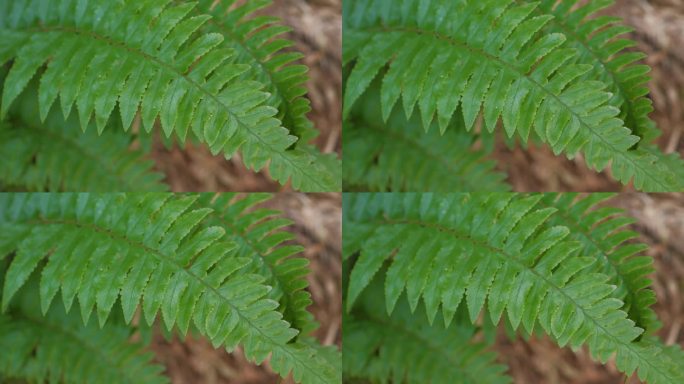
[344,86,509,191]
[0,0,339,191]
[191,0,342,187]
[342,0,683,191]
[0,193,339,384]
[194,0,316,144]
[0,86,165,192]
[344,278,510,384]
[343,193,684,383]
[198,193,318,337]
[0,280,167,384]
[532,0,658,143]
[538,193,659,334]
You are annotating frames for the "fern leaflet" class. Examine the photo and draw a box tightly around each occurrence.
[198,193,318,337]
[193,0,317,144]
[538,193,659,334]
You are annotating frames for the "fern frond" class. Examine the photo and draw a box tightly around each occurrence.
[0,0,338,191]
[0,281,166,384]
[344,279,510,384]
[342,0,682,191]
[533,0,658,142]
[344,86,509,191]
[190,0,342,187]
[0,87,165,192]
[0,193,338,384]
[538,193,659,333]
[193,0,317,144]
[198,193,318,337]
[343,193,684,383]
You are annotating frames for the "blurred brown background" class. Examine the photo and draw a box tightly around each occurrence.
[154,0,342,192]
[496,193,684,383]
[151,193,342,383]
[497,0,684,191]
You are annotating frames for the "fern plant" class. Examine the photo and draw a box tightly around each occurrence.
[0,193,340,384]
[0,0,340,192]
[1,82,166,192]
[343,192,684,383]
[342,0,684,192]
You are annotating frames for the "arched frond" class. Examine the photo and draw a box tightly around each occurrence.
[0,193,338,384]
[0,0,338,191]
[344,86,509,191]
[342,0,683,191]
[343,193,684,383]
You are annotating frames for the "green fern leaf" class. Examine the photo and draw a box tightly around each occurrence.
[532,0,659,143]
[345,86,509,191]
[193,0,318,144]
[344,193,684,383]
[344,277,511,384]
[189,0,342,188]
[198,193,318,337]
[0,86,165,192]
[0,281,167,384]
[342,0,682,191]
[538,193,659,334]
[0,0,338,192]
[0,193,338,384]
